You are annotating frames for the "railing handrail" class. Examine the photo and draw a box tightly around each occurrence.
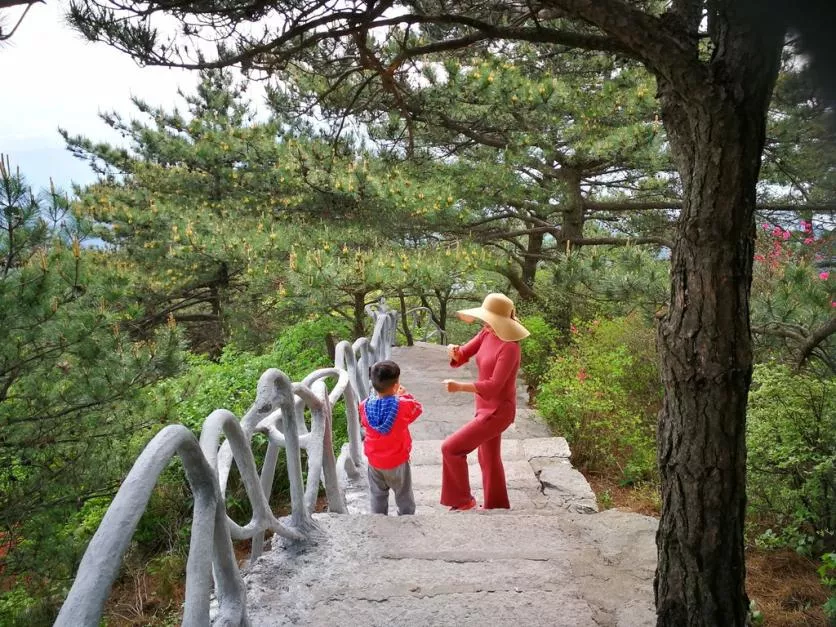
[55,302,399,626]
[403,305,448,344]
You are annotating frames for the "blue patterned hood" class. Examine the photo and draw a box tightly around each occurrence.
[364,395,400,435]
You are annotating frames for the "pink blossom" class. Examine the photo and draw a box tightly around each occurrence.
[804,237,815,245]
[570,323,578,334]
[761,223,771,231]
[754,254,766,262]
[782,230,791,240]
[772,226,783,237]
[820,271,830,280]
[800,220,813,232]
[576,368,588,382]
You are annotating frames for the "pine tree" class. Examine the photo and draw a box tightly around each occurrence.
[0,156,181,595]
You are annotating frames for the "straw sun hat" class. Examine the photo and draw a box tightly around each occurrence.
[456,293,530,342]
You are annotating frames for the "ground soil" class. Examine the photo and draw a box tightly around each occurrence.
[586,474,830,626]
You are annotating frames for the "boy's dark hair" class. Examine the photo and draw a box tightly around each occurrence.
[370,360,400,393]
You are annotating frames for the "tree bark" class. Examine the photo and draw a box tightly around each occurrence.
[435,288,449,332]
[550,167,585,340]
[325,332,337,362]
[398,289,414,346]
[560,167,585,246]
[653,23,783,625]
[352,291,366,339]
[501,266,539,303]
[520,230,544,298]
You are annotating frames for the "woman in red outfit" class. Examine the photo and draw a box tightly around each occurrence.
[441,293,530,510]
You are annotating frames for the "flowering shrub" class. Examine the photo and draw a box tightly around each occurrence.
[752,220,835,367]
[535,315,661,482]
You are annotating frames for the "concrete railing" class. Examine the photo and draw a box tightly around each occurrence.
[54,305,399,627]
[403,306,447,344]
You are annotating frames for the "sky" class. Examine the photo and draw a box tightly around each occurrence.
[0,2,198,191]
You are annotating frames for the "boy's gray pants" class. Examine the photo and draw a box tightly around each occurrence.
[367,461,415,515]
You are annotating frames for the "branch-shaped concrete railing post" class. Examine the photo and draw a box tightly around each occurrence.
[54,425,248,627]
[403,306,448,344]
[55,302,400,626]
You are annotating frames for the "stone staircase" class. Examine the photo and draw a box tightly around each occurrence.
[239,343,659,626]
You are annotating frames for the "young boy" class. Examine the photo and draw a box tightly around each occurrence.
[359,360,423,515]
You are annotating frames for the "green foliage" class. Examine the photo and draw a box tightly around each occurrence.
[0,160,183,627]
[818,553,836,619]
[64,70,478,349]
[747,363,835,555]
[760,50,836,205]
[63,69,303,354]
[520,315,562,387]
[751,220,835,372]
[0,584,60,627]
[534,315,660,482]
[158,315,350,431]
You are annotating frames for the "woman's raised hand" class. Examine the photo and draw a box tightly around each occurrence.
[447,344,460,360]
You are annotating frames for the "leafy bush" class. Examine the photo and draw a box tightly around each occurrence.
[158,315,351,432]
[747,363,835,555]
[819,553,836,619]
[535,315,661,482]
[520,315,561,388]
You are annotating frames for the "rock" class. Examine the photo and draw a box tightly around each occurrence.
[537,463,599,513]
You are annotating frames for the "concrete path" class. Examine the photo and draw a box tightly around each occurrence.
[240,342,658,626]
[344,342,598,514]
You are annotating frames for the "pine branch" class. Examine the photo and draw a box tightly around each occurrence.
[796,317,836,370]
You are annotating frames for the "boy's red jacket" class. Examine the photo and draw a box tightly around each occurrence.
[359,393,423,470]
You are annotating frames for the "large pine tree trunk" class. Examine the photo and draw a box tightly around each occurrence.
[653,35,782,625]
[352,291,366,339]
[521,230,544,295]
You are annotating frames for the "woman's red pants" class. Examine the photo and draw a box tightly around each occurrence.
[440,413,514,509]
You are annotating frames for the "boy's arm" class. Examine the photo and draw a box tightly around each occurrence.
[397,395,423,424]
[358,399,369,429]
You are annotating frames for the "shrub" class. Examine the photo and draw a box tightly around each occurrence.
[747,363,835,555]
[535,315,661,483]
[819,553,836,620]
[158,315,351,432]
[520,315,561,388]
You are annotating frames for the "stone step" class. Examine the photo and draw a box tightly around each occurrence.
[410,460,540,490]
[242,510,658,627]
[339,437,598,516]
[409,436,570,465]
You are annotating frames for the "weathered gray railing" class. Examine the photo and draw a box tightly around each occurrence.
[403,306,447,344]
[55,305,398,627]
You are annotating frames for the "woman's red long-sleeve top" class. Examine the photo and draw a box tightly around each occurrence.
[450,328,521,421]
